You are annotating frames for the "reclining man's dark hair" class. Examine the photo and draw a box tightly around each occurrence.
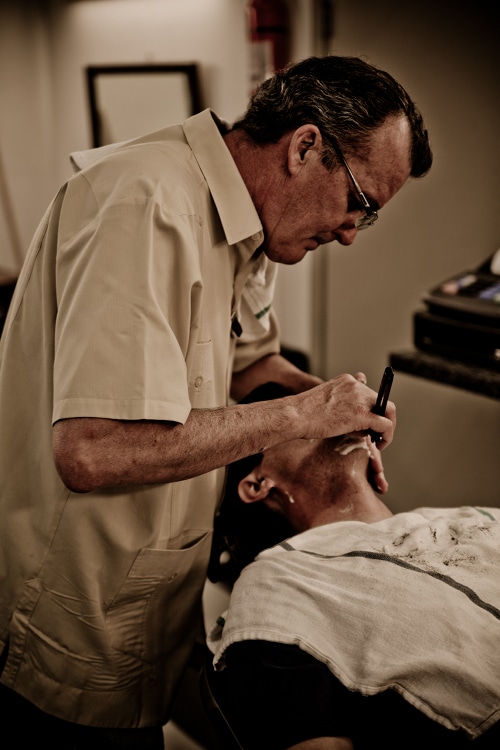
[208,382,296,586]
[232,55,432,176]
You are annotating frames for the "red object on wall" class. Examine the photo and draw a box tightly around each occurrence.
[248,0,291,91]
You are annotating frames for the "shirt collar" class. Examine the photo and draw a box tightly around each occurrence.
[70,110,264,253]
[183,109,263,249]
[69,141,130,172]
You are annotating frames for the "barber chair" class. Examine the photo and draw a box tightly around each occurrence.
[199,648,244,750]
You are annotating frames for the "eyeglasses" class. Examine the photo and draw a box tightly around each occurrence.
[338,150,379,230]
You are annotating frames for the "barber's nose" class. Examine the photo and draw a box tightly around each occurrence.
[335,225,358,246]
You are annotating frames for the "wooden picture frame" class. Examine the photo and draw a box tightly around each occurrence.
[86,63,203,147]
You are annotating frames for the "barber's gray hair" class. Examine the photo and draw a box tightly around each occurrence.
[233,55,432,177]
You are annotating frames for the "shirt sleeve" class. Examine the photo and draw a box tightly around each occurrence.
[52,172,199,424]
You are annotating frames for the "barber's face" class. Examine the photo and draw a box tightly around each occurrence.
[260,163,360,264]
[260,117,411,265]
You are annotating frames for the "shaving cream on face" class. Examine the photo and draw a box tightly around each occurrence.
[333,435,371,456]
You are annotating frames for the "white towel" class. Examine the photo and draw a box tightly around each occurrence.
[210,506,500,739]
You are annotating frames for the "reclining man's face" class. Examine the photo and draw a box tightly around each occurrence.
[237,434,370,525]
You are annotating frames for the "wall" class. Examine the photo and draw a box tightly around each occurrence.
[0,0,255,272]
[0,0,55,272]
[313,0,500,512]
[0,0,315,350]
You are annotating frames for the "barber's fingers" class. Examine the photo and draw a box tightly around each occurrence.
[369,398,396,449]
[368,439,389,494]
[355,370,396,448]
[294,373,396,445]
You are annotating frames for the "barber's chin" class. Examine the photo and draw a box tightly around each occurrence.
[306,239,320,251]
[265,245,309,265]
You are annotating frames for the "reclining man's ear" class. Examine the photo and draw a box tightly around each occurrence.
[238,470,275,504]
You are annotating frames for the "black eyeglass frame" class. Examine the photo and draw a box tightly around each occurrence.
[337,150,379,230]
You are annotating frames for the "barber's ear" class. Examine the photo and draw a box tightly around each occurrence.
[288,124,322,175]
[238,470,274,504]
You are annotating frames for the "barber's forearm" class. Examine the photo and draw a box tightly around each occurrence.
[231,352,322,401]
[53,371,395,494]
[52,400,301,494]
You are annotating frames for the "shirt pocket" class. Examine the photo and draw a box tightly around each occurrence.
[106,529,212,664]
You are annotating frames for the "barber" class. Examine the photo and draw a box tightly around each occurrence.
[0,55,432,747]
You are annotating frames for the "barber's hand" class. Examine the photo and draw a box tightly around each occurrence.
[294,371,396,447]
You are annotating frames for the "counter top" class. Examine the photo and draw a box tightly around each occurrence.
[389,349,500,401]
